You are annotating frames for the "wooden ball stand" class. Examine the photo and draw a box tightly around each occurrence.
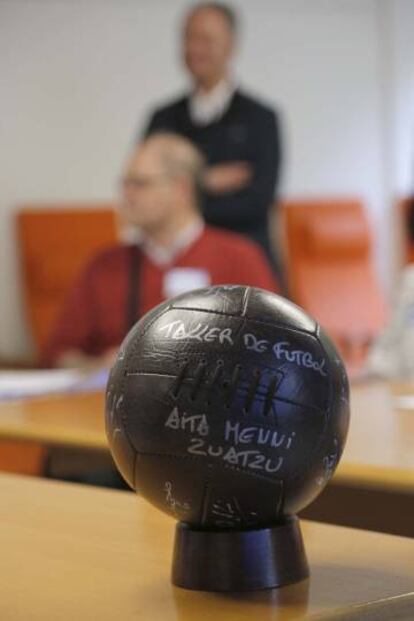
[172,515,309,591]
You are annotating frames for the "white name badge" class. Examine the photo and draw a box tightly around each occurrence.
[163,268,211,299]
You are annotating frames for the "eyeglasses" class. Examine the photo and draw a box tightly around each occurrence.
[121,175,168,190]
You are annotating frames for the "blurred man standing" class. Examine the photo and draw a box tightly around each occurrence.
[144,2,283,279]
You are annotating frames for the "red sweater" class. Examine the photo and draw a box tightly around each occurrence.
[44,226,279,365]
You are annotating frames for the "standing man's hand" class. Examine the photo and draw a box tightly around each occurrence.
[203,161,253,194]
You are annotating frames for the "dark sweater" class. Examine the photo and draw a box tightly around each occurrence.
[144,89,282,263]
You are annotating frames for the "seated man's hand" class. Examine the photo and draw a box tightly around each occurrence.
[203,161,253,194]
[56,347,118,372]
[101,347,119,369]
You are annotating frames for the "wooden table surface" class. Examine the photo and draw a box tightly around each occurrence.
[0,381,413,493]
[0,473,413,621]
[0,391,106,450]
[339,381,414,493]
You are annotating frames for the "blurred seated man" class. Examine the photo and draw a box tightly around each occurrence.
[43,132,279,369]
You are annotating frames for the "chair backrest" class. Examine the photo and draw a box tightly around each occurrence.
[282,198,386,344]
[16,204,118,354]
[0,441,47,476]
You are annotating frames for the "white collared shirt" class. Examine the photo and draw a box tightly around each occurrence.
[142,218,210,297]
[189,79,235,126]
[140,218,205,268]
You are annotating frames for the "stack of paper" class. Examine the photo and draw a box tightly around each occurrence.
[0,368,109,401]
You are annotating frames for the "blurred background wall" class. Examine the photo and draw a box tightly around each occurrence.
[0,0,413,357]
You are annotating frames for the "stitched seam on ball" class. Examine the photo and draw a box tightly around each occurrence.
[171,306,242,318]
[200,464,213,525]
[241,286,251,317]
[133,305,173,343]
[125,371,177,378]
[121,305,174,438]
[241,316,318,335]
[285,328,336,488]
[164,306,316,335]
[133,450,205,461]
[118,302,172,362]
[277,480,285,514]
[220,462,282,484]
[134,450,281,484]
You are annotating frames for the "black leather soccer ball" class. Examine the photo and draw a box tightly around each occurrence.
[106,286,349,529]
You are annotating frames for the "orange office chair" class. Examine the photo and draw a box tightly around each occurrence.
[4,204,118,477]
[0,442,48,476]
[16,204,118,354]
[282,198,387,370]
